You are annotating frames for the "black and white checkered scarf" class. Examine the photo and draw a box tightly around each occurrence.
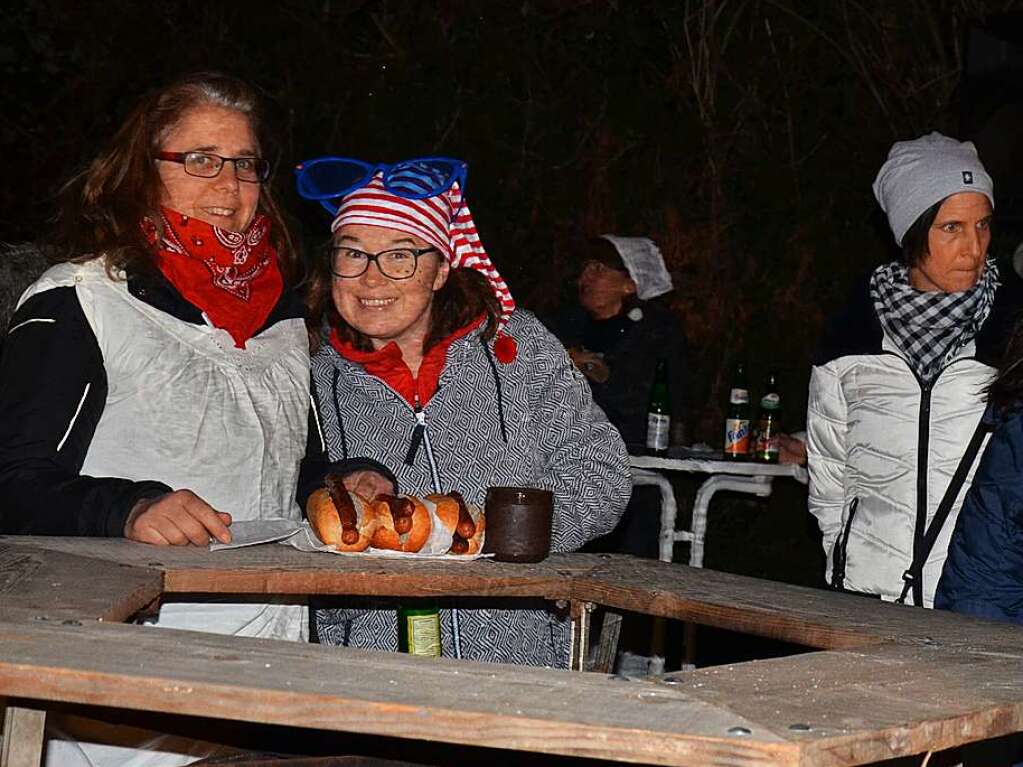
[870,258,999,384]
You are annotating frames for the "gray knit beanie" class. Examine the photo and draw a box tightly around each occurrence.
[872,132,994,246]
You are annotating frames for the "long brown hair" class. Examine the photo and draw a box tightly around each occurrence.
[48,72,300,284]
[305,242,502,353]
[988,320,1023,413]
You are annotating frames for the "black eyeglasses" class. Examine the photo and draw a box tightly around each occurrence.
[156,151,270,183]
[329,245,438,280]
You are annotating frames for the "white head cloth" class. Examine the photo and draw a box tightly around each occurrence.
[600,235,673,300]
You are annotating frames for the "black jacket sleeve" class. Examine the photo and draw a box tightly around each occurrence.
[631,302,690,439]
[294,376,398,514]
[664,316,690,429]
[0,287,171,536]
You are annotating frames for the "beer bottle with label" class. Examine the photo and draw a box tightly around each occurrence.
[724,363,751,460]
[645,359,671,456]
[398,602,441,657]
[753,371,782,464]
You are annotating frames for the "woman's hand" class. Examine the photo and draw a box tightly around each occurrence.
[124,490,233,545]
[568,347,610,383]
[343,470,396,500]
[778,434,808,467]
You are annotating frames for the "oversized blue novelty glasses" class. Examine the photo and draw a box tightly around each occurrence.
[293,156,468,215]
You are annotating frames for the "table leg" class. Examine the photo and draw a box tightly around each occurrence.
[689,475,774,568]
[591,611,623,674]
[569,601,595,672]
[629,468,679,564]
[650,617,666,670]
[1,702,46,767]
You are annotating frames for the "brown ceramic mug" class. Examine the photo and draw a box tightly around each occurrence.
[483,487,554,563]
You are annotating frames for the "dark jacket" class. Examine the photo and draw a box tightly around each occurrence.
[549,299,689,446]
[0,261,389,537]
[935,407,1023,624]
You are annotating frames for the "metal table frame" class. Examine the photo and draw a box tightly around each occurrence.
[630,455,808,566]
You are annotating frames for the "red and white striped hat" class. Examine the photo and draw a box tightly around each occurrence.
[331,174,516,326]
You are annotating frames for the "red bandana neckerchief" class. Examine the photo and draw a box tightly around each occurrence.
[329,315,486,407]
[142,207,283,349]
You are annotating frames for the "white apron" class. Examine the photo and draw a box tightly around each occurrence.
[26,261,310,766]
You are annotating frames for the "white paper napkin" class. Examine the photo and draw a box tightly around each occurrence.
[210,518,489,560]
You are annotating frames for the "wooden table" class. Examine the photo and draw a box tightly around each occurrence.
[0,537,1021,767]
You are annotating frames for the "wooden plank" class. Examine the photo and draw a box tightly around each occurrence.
[8,538,1021,659]
[11,538,1020,655]
[0,538,589,600]
[2,539,1023,765]
[0,619,793,767]
[0,617,1020,766]
[660,642,1023,766]
[1,703,45,767]
[573,556,1023,652]
[593,610,623,674]
[0,544,162,624]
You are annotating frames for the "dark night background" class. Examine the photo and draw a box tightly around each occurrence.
[2,1,1023,592]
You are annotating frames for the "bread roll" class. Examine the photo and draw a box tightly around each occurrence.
[426,493,487,555]
[371,494,433,552]
[306,486,380,552]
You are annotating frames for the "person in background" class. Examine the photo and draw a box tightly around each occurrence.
[296,156,630,668]
[556,236,688,446]
[550,235,689,558]
[807,132,1021,607]
[936,318,1023,624]
[0,72,391,766]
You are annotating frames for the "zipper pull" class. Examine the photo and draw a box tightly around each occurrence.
[405,404,426,465]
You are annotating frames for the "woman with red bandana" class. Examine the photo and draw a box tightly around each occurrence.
[0,75,393,765]
[297,157,631,667]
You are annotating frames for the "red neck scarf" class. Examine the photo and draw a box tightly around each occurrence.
[329,316,485,407]
[142,207,283,349]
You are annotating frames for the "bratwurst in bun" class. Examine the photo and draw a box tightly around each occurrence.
[427,491,486,555]
[306,473,381,552]
[371,494,433,552]
[305,478,486,555]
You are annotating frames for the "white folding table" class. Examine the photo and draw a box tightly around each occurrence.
[629,454,809,567]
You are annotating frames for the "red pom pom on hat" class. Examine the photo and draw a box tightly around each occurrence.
[494,332,517,364]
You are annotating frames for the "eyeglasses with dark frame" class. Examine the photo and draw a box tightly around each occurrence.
[329,245,439,280]
[156,151,271,183]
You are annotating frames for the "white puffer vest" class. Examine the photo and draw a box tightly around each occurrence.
[808,330,994,607]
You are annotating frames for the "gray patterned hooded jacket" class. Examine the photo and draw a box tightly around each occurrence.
[310,309,631,667]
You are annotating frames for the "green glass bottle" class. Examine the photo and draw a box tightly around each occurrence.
[397,602,441,657]
[645,359,671,456]
[752,371,782,464]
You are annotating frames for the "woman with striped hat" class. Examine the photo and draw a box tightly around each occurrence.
[297,156,631,667]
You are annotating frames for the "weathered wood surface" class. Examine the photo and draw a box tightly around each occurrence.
[0,543,162,623]
[19,537,1019,653]
[663,643,1023,765]
[573,557,1023,653]
[1,703,46,767]
[0,537,1021,766]
[7,537,589,602]
[0,618,790,766]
